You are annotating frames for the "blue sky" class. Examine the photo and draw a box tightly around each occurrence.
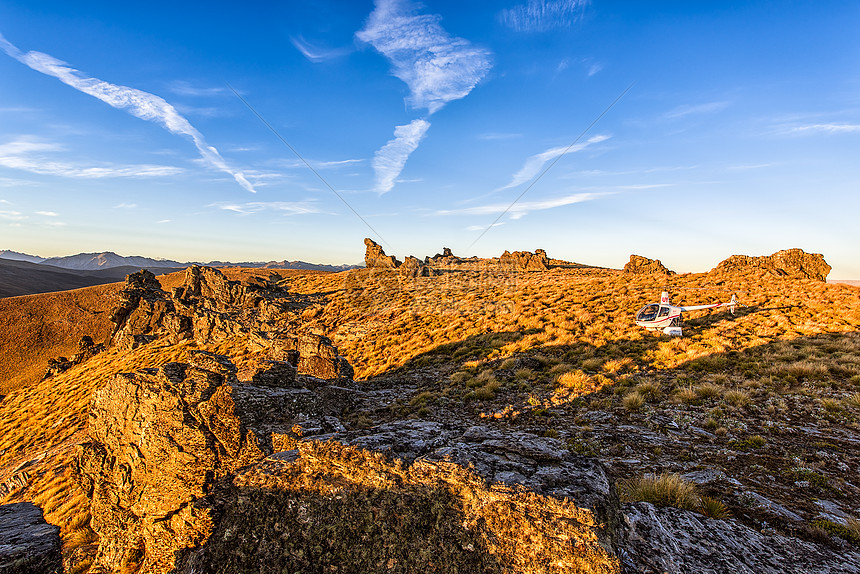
[1,1,858,277]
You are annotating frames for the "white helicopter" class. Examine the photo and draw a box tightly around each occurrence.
[635,291,738,336]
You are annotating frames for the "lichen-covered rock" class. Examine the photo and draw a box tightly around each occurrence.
[0,502,62,574]
[622,502,860,573]
[713,248,831,281]
[74,353,352,574]
[177,421,622,574]
[623,255,675,275]
[363,238,400,269]
[500,249,550,271]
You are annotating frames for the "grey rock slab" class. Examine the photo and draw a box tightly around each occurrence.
[623,501,859,574]
[0,502,62,574]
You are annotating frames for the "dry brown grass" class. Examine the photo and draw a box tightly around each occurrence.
[2,263,860,564]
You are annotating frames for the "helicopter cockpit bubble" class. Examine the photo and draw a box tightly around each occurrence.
[636,303,660,322]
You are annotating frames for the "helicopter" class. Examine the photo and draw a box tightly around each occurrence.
[635,291,738,336]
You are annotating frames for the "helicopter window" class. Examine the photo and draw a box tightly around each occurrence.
[658,306,669,318]
[636,304,660,322]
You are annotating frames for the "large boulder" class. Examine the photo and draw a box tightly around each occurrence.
[363,238,400,269]
[713,248,831,281]
[623,254,675,275]
[74,352,354,574]
[0,502,62,574]
[500,249,549,271]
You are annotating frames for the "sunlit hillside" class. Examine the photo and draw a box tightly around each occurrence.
[1,263,859,571]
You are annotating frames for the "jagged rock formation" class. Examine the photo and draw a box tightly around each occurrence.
[0,502,62,574]
[108,267,351,381]
[399,255,431,278]
[75,351,357,574]
[500,249,550,271]
[363,238,400,269]
[713,248,831,281]
[425,247,460,266]
[623,255,675,275]
[43,335,105,379]
[623,502,860,573]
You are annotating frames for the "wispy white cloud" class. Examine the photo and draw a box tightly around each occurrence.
[356,0,492,193]
[168,81,226,97]
[156,219,171,224]
[664,101,729,119]
[0,137,184,178]
[477,132,522,141]
[276,158,366,170]
[497,134,609,191]
[357,0,493,114]
[0,210,26,220]
[500,0,590,33]
[209,201,321,216]
[114,202,138,209]
[587,62,603,76]
[36,210,58,216]
[466,222,505,231]
[291,36,352,63]
[0,33,256,193]
[372,119,431,193]
[786,123,860,134]
[437,191,603,219]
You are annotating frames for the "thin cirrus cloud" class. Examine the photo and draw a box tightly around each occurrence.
[356,0,492,193]
[499,0,590,33]
[370,119,430,194]
[290,36,353,63]
[0,138,184,179]
[664,101,729,119]
[0,33,256,193]
[497,134,610,191]
[437,192,603,219]
[209,201,321,216]
[786,123,860,134]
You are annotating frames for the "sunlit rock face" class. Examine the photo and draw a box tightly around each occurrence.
[713,248,831,281]
[623,255,675,275]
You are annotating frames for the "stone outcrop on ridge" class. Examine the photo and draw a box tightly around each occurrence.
[0,502,62,574]
[500,249,550,271]
[712,248,831,281]
[623,254,675,275]
[363,238,400,269]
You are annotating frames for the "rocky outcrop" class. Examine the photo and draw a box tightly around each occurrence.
[399,255,431,278]
[109,267,284,349]
[623,255,675,275]
[0,502,62,574]
[425,247,460,266]
[713,248,831,281]
[75,352,357,574]
[500,249,550,271]
[182,424,622,574]
[77,369,623,574]
[363,238,400,269]
[623,502,860,573]
[43,335,105,379]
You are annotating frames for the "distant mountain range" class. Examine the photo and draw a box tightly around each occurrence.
[0,250,360,273]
